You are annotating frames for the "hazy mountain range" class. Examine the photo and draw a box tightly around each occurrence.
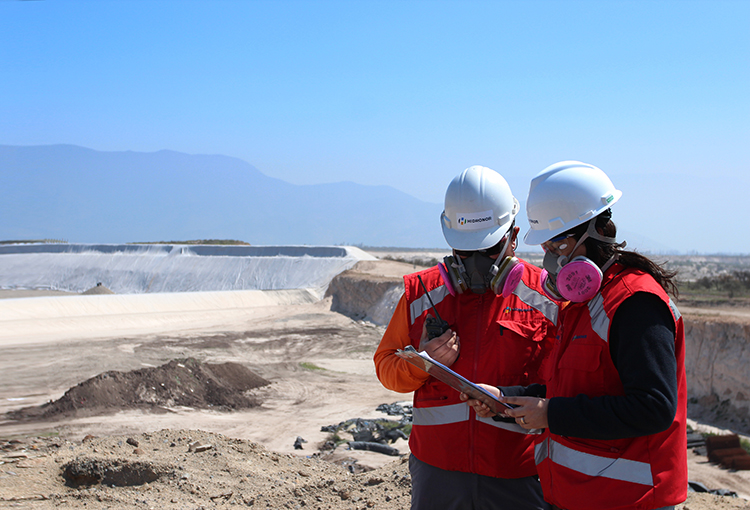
[0,144,448,248]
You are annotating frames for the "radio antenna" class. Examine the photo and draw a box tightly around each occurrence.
[417,275,450,339]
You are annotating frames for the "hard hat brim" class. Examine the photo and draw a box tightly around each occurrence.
[442,220,512,251]
[524,227,557,246]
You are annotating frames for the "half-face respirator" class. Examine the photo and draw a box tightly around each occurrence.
[438,230,524,297]
[541,255,603,302]
[539,220,621,303]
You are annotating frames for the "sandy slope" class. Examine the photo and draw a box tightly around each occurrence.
[0,294,410,466]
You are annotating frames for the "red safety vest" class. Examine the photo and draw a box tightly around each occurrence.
[405,262,559,479]
[536,264,687,510]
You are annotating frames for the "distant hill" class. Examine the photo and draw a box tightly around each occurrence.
[0,144,447,248]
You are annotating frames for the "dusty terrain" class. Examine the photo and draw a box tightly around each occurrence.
[1,258,750,509]
[0,285,417,509]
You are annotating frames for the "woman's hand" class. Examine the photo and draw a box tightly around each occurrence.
[499,396,550,430]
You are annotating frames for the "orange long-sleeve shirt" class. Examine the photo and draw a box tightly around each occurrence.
[373,293,430,392]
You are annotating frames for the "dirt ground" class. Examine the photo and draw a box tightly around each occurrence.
[2,273,750,508]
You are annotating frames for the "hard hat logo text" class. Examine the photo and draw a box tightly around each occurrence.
[455,210,495,231]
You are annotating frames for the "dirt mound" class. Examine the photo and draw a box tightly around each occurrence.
[80,282,115,295]
[6,358,269,421]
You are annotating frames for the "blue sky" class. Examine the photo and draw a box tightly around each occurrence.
[1,0,748,253]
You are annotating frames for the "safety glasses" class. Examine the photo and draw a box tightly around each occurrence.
[541,233,576,253]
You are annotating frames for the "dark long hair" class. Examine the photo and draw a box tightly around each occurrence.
[568,210,679,298]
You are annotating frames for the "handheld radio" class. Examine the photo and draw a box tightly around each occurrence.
[417,275,450,339]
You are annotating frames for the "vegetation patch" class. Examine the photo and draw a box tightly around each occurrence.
[678,270,750,304]
[128,239,250,245]
[299,362,326,371]
[381,254,440,268]
[0,239,67,244]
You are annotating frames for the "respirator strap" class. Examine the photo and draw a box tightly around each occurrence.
[488,224,514,278]
[585,218,625,273]
[559,219,624,269]
[454,253,469,279]
[585,217,625,247]
[601,253,620,273]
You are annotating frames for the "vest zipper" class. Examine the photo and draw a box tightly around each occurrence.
[549,315,560,501]
[468,293,485,474]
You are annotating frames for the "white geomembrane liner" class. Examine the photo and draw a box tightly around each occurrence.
[0,244,375,296]
[0,244,377,346]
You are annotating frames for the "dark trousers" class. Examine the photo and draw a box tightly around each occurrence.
[410,454,550,510]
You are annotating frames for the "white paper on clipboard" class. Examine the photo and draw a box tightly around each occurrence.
[395,345,513,416]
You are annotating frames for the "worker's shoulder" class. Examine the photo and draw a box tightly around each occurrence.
[517,257,542,274]
[403,264,441,281]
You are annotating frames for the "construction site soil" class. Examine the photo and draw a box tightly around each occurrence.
[6,359,270,422]
[1,257,750,509]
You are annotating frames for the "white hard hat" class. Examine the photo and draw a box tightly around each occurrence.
[441,166,520,251]
[524,161,622,245]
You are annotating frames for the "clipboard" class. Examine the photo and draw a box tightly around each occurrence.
[395,345,513,416]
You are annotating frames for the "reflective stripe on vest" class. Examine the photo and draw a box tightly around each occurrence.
[535,438,654,487]
[588,295,681,344]
[512,280,559,326]
[408,279,558,327]
[668,298,681,321]
[412,402,469,426]
[476,415,542,435]
[588,293,610,342]
[535,437,550,466]
[409,285,451,326]
[413,404,542,434]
